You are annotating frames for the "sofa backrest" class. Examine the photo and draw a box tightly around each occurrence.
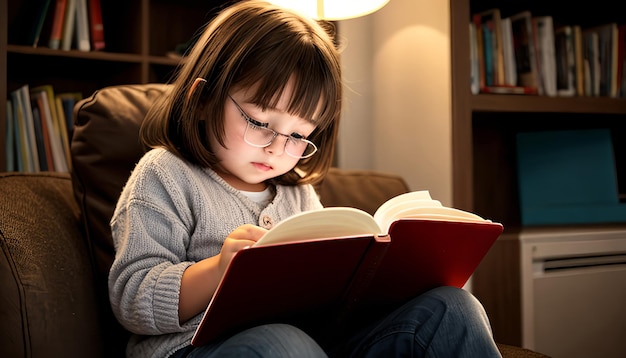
[72,83,169,281]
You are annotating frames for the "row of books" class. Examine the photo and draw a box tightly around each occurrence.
[5,84,82,173]
[10,0,105,51]
[470,8,626,98]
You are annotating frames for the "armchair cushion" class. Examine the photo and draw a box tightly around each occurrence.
[71,83,170,279]
[0,172,103,358]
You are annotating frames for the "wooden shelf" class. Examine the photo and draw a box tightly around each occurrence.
[472,94,626,114]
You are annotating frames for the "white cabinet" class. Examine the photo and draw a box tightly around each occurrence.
[518,227,626,358]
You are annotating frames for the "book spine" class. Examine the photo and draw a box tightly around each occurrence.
[29,0,53,47]
[337,235,390,322]
[75,0,91,51]
[88,0,105,50]
[5,100,15,172]
[49,0,68,49]
[61,0,77,51]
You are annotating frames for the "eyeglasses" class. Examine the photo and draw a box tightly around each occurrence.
[229,95,318,159]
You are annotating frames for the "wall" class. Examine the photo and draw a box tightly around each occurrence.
[336,0,452,205]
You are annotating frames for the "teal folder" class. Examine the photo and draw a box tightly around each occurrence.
[516,128,626,225]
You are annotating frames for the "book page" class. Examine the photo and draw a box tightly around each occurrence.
[373,191,489,233]
[255,207,381,247]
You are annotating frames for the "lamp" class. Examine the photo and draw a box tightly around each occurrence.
[267,0,390,20]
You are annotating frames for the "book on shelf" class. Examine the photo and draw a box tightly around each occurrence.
[619,25,626,98]
[31,86,70,172]
[5,101,17,172]
[88,0,105,50]
[555,26,577,97]
[49,0,68,49]
[573,25,585,97]
[10,85,39,173]
[56,92,82,134]
[30,105,49,171]
[191,190,504,346]
[31,0,54,47]
[509,11,539,92]
[500,16,517,87]
[469,22,480,94]
[583,30,600,96]
[585,23,619,98]
[532,16,557,96]
[61,0,77,51]
[74,0,91,51]
[30,92,54,171]
[473,9,505,87]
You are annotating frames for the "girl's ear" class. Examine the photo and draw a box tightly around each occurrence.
[188,77,207,99]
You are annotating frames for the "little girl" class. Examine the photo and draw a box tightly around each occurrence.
[108,1,502,357]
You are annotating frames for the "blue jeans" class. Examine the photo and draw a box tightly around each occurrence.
[171,286,501,358]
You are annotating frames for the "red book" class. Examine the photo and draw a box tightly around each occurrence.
[48,0,67,49]
[191,191,504,346]
[88,0,105,50]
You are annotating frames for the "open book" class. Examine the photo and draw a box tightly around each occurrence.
[191,191,503,346]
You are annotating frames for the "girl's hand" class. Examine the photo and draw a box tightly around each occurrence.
[218,224,267,275]
[179,224,267,322]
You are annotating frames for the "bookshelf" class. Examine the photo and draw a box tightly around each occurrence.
[451,0,626,353]
[1,0,235,171]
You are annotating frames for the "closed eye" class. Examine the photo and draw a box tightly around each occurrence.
[245,116,269,129]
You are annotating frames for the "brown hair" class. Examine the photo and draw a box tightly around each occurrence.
[141,0,342,185]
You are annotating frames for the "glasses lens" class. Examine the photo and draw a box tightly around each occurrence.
[244,122,276,146]
[285,139,317,159]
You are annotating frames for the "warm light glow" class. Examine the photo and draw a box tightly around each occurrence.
[267,0,390,20]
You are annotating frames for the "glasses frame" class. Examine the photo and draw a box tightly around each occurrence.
[228,95,318,159]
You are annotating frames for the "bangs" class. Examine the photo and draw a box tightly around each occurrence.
[233,29,340,132]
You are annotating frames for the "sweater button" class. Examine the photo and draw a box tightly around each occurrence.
[262,216,273,229]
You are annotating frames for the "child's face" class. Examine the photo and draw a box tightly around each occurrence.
[210,82,317,191]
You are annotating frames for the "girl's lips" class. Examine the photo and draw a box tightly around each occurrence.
[252,162,272,171]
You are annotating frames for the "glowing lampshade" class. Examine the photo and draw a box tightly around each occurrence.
[267,0,390,20]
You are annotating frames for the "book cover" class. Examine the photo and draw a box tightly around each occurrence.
[191,191,503,346]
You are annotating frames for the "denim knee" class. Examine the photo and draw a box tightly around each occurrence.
[197,323,327,358]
